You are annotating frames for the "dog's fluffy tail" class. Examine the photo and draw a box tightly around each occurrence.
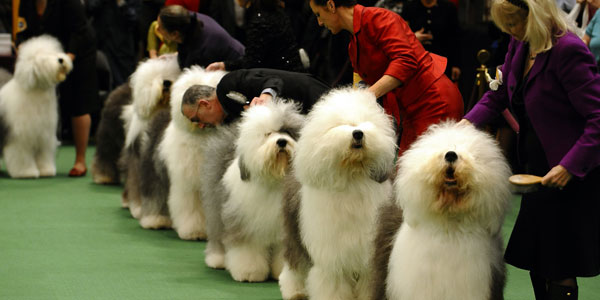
[371,200,403,300]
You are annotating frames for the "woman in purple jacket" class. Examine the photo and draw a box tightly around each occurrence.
[461,0,600,299]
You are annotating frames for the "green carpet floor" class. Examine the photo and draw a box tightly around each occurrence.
[1,145,599,299]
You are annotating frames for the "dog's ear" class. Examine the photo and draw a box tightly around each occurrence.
[238,156,251,181]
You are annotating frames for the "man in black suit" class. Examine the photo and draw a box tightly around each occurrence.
[180,68,331,128]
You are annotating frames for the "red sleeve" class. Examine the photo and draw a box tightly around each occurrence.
[363,10,417,83]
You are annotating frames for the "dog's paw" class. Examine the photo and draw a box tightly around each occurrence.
[129,204,142,219]
[8,168,40,179]
[205,252,225,269]
[176,227,207,241]
[279,265,307,300]
[140,215,172,229]
[226,250,270,282]
[38,165,56,177]
[92,172,118,184]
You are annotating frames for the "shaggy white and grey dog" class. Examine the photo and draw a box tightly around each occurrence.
[279,87,397,300]
[120,56,180,221]
[159,66,227,240]
[91,83,132,184]
[219,100,304,282]
[383,121,511,300]
[0,35,72,178]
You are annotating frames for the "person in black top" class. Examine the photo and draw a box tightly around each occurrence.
[18,0,98,177]
[157,5,245,69]
[180,68,330,127]
[206,0,305,72]
[401,0,461,81]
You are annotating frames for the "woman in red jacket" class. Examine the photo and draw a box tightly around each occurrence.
[309,0,464,153]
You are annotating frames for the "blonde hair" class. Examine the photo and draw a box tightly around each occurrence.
[491,0,573,53]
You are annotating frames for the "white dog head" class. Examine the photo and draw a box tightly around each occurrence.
[170,66,227,134]
[395,121,511,232]
[236,99,304,184]
[130,56,181,120]
[14,35,72,90]
[294,87,397,190]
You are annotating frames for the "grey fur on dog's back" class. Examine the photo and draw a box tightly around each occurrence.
[371,200,403,300]
[282,171,312,273]
[139,108,171,221]
[92,83,132,183]
[200,123,239,256]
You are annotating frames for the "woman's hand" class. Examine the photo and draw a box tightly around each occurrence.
[206,62,225,71]
[457,119,472,127]
[541,165,573,189]
[414,28,433,44]
[67,53,75,62]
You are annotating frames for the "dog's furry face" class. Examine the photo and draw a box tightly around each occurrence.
[395,122,511,231]
[236,100,303,183]
[130,56,181,120]
[294,88,397,190]
[14,35,72,90]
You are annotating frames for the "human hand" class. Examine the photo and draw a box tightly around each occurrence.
[158,52,177,60]
[457,119,472,127]
[451,67,461,81]
[250,93,273,106]
[541,165,573,189]
[415,28,433,44]
[67,53,75,62]
[206,62,225,71]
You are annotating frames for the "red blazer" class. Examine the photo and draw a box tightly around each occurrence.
[348,5,447,116]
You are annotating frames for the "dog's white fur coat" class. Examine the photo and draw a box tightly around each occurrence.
[221,100,304,282]
[279,88,397,300]
[387,122,511,300]
[159,66,227,240]
[0,35,72,178]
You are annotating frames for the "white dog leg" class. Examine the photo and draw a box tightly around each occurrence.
[4,143,39,178]
[225,243,270,282]
[139,213,172,229]
[35,139,57,177]
[279,262,308,300]
[168,183,206,240]
[205,240,225,269]
[270,245,285,280]
[306,266,353,300]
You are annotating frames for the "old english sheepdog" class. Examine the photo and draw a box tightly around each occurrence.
[0,35,72,178]
[219,100,304,282]
[158,66,227,240]
[279,88,397,300]
[91,83,132,184]
[382,121,511,300]
[120,56,180,219]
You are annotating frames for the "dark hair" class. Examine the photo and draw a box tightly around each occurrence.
[247,0,284,10]
[309,0,357,7]
[158,5,202,37]
[181,85,216,107]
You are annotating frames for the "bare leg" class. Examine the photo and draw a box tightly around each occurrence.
[71,114,91,174]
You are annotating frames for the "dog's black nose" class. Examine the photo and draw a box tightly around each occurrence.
[58,58,63,64]
[277,138,287,148]
[352,130,363,141]
[445,151,458,163]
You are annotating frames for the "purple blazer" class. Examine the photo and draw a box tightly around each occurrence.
[465,32,600,178]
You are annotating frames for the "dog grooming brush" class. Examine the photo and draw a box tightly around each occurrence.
[509,174,542,193]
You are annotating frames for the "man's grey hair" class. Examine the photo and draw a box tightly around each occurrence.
[181,85,216,108]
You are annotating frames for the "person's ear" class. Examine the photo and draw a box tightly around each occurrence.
[198,99,210,108]
[327,0,335,12]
